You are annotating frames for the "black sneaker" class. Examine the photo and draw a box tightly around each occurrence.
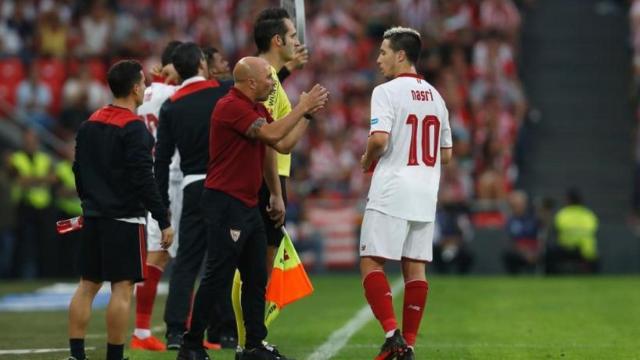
[235,345,243,360]
[166,332,184,351]
[374,330,407,360]
[242,343,292,360]
[176,346,210,360]
[397,347,414,360]
[220,335,238,349]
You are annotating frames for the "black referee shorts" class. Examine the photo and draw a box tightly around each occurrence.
[258,176,287,247]
[78,217,147,283]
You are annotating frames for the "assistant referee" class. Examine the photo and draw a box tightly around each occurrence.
[177,57,327,360]
[68,60,174,360]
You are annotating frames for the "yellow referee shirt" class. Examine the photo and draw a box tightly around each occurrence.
[263,66,292,177]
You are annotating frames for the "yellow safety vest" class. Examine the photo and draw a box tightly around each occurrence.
[10,151,52,209]
[554,205,598,260]
[263,65,293,177]
[55,160,82,216]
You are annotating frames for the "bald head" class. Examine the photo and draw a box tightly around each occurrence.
[233,57,270,83]
[233,56,275,102]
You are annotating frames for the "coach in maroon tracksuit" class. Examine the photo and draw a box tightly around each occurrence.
[177,57,327,360]
[68,60,174,360]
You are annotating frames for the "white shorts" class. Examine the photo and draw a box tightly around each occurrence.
[147,179,182,257]
[359,209,434,262]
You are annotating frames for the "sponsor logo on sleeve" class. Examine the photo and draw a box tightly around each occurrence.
[371,118,379,125]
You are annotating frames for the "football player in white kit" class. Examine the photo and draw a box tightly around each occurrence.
[130,41,183,351]
[359,27,452,360]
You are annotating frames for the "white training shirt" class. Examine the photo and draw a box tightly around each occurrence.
[137,81,182,182]
[366,73,452,222]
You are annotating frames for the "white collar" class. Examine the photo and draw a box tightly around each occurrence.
[181,76,207,87]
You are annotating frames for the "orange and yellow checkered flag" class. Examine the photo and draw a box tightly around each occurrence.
[265,226,314,326]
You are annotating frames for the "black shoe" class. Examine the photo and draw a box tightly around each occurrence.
[235,345,243,360]
[397,347,414,360]
[242,344,292,360]
[220,335,238,349]
[374,330,407,360]
[176,346,210,360]
[166,332,184,351]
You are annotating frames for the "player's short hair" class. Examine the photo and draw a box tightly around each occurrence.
[107,60,143,98]
[254,7,291,54]
[202,46,219,66]
[172,42,204,80]
[161,40,183,67]
[383,26,422,65]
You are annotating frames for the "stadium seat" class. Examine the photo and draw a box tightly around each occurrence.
[67,58,108,84]
[35,58,66,114]
[471,210,506,228]
[86,59,107,83]
[0,58,25,108]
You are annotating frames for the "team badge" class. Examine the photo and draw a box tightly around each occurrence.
[230,229,241,242]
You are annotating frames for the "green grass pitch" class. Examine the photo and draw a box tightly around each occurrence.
[0,275,638,359]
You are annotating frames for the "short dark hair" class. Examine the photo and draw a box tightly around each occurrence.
[161,40,183,66]
[172,42,203,80]
[254,7,290,54]
[107,60,143,98]
[202,46,219,65]
[566,187,583,205]
[383,26,422,65]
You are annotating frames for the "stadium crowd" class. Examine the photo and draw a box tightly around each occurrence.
[0,0,534,278]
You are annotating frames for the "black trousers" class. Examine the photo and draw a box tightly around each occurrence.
[164,180,235,337]
[164,180,208,334]
[184,189,267,349]
[11,204,53,278]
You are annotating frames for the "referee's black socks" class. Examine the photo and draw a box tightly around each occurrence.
[69,338,85,360]
[107,343,124,360]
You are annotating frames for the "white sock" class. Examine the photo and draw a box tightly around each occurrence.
[134,329,151,339]
[385,329,397,338]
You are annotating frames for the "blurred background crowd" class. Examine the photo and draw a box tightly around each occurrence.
[0,0,617,279]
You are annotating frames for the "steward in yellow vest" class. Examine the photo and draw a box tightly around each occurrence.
[9,129,55,278]
[54,142,82,217]
[54,142,82,278]
[546,188,599,274]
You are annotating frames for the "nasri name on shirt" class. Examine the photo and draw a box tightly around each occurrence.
[410,89,434,102]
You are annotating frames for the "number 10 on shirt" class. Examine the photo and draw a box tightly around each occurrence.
[406,114,440,167]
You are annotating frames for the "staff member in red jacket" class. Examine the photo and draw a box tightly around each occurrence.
[68,60,174,360]
[177,57,327,360]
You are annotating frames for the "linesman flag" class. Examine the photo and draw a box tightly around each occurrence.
[265,226,314,326]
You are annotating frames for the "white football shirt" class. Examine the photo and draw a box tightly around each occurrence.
[137,82,182,181]
[366,73,452,222]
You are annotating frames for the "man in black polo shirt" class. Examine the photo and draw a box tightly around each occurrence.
[68,60,174,360]
[154,42,233,349]
[177,57,327,360]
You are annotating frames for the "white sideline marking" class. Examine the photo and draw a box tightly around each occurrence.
[307,278,404,360]
[0,347,95,355]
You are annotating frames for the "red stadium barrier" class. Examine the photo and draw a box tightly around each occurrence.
[305,198,361,269]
